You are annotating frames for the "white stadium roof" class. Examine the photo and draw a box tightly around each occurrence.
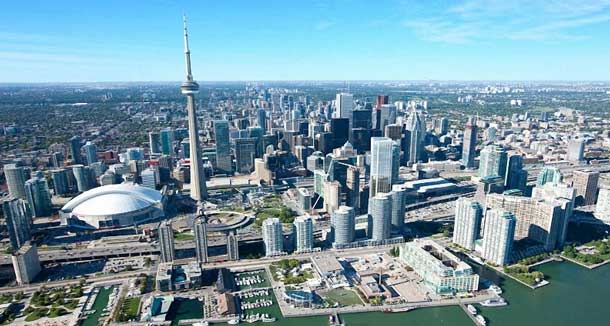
[62,183,162,217]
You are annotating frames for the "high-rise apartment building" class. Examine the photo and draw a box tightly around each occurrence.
[24,177,52,217]
[293,216,314,253]
[158,220,175,263]
[478,145,507,179]
[4,164,28,199]
[160,128,174,156]
[572,170,599,206]
[11,242,41,285]
[368,192,392,241]
[262,218,284,256]
[82,141,98,165]
[193,217,208,264]
[566,138,585,162]
[486,193,567,251]
[227,231,240,261]
[149,131,161,155]
[453,198,483,250]
[69,136,83,164]
[594,187,610,224]
[481,209,516,266]
[1,198,32,250]
[332,206,356,247]
[536,166,563,187]
[390,185,407,230]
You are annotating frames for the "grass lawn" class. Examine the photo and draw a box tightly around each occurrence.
[174,232,194,241]
[116,297,141,322]
[323,289,363,306]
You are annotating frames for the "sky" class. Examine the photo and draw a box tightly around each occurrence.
[2,0,610,82]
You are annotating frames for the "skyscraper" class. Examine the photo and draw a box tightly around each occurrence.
[335,92,353,129]
[234,137,257,173]
[532,182,576,248]
[434,117,449,135]
[71,164,91,192]
[51,169,71,195]
[82,141,98,165]
[504,154,528,192]
[193,217,208,264]
[69,136,82,164]
[452,198,483,250]
[481,209,516,266]
[24,177,52,217]
[462,117,477,169]
[486,193,567,251]
[160,128,174,155]
[369,137,394,198]
[594,187,610,224]
[390,185,407,230]
[256,108,267,132]
[368,192,392,241]
[566,138,585,162]
[478,145,508,179]
[330,118,349,149]
[149,131,161,155]
[4,164,27,199]
[572,170,599,206]
[262,218,284,256]
[332,206,356,247]
[293,216,314,253]
[1,198,32,250]
[180,16,208,201]
[158,220,175,263]
[345,166,360,210]
[227,231,240,261]
[405,110,425,165]
[11,242,41,285]
[214,120,233,174]
[536,166,563,186]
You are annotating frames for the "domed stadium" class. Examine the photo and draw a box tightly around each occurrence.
[61,184,165,229]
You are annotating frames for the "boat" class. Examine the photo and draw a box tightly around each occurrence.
[389,307,415,313]
[489,285,503,295]
[467,304,477,315]
[193,322,209,326]
[480,298,508,307]
[475,315,487,326]
[262,314,276,322]
[228,318,240,325]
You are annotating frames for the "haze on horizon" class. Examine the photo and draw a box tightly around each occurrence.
[2,0,610,83]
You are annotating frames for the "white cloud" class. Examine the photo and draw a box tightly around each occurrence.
[403,0,610,43]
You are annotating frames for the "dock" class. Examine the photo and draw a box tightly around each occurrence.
[459,302,480,325]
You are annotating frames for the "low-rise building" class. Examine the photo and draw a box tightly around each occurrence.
[399,239,479,294]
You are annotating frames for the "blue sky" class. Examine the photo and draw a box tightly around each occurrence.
[2,0,610,82]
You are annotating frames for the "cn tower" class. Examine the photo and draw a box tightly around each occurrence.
[181,15,208,201]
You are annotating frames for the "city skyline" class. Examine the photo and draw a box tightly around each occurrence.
[2,0,610,82]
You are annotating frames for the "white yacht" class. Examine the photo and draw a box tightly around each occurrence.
[481,298,508,307]
[475,315,486,325]
[489,284,503,295]
[467,304,477,315]
[228,318,240,325]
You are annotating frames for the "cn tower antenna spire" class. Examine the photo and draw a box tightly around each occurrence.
[183,14,193,81]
